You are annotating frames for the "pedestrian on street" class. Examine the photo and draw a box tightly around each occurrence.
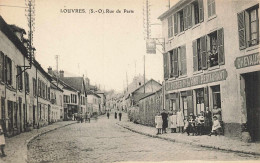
[107,111,110,119]
[119,111,122,121]
[115,111,117,119]
[155,112,162,135]
[204,107,212,134]
[161,109,168,134]
[0,120,6,157]
[168,111,177,133]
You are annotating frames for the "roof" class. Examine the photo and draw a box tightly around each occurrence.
[33,59,52,81]
[139,88,162,101]
[0,16,28,58]
[86,90,101,98]
[9,24,26,34]
[61,77,84,93]
[133,93,155,103]
[131,79,162,94]
[158,0,187,20]
[50,83,63,92]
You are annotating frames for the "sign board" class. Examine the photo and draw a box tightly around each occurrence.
[146,39,156,54]
[165,69,228,91]
[235,52,259,69]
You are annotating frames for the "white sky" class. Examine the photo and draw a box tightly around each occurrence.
[0,0,178,92]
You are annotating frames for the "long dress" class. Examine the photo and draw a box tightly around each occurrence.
[169,115,177,129]
[155,115,163,129]
[0,125,5,146]
[176,111,184,127]
[161,112,168,129]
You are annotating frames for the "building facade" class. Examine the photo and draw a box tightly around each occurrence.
[159,0,259,140]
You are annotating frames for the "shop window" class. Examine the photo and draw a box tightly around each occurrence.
[168,15,173,38]
[182,96,188,118]
[170,45,187,77]
[237,5,259,49]
[207,0,216,18]
[195,88,204,115]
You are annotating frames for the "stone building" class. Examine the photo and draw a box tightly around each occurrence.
[158,0,259,140]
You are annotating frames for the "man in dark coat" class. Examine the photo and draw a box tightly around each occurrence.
[161,109,168,134]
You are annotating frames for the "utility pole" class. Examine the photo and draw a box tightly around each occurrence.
[55,55,59,87]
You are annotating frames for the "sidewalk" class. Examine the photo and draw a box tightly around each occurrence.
[1,121,77,163]
[117,117,260,156]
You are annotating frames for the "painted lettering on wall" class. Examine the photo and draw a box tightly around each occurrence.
[165,69,227,91]
[235,52,260,69]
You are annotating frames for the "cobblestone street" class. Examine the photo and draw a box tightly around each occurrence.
[27,114,260,163]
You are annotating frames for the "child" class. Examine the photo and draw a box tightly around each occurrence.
[188,113,196,136]
[208,115,222,136]
[169,112,177,133]
[196,113,205,136]
[155,112,163,135]
[183,119,190,135]
[0,121,6,157]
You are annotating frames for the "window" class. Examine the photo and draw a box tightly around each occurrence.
[211,85,221,108]
[38,79,41,97]
[179,10,184,32]
[195,88,204,115]
[25,72,29,93]
[193,28,224,71]
[192,1,200,25]
[238,5,259,49]
[207,0,216,18]
[169,45,187,77]
[168,16,173,38]
[48,87,50,100]
[163,52,169,79]
[0,52,4,82]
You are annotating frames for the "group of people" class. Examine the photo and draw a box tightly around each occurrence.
[155,106,222,136]
[107,110,122,121]
[72,112,91,123]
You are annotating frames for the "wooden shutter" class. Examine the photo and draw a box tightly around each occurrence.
[163,53,169,79]
[165,99,170,110]
[212,0,216,16]
[0,52,3,82]
[204,87,209,109]
[187,4,192,28]
[12,61,16,88]
[174,13,178,35]
[198,0,204,22]
[237,11,246,50]
[184,7,187,30]
[193,40,198,72]
[180,46,187,75]
[200,35,208,70]
[173,48,179,77]
[217,28,225,65]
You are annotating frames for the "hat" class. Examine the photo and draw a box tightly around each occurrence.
[189,113,194,116]
[213,115,218,119]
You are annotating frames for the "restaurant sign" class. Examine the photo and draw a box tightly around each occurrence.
[235,52,259,69]
[165,69,227,91]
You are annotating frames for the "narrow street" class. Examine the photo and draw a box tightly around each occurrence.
[27,113,260,163]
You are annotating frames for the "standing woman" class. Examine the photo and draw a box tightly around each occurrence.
[155,112,163,135]
[0,120,6,157]
[204,107,212,134]
[107,111,110,119]
[176,109,184,133]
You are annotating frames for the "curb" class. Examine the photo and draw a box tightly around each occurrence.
[117,123,260,156]
[24,122,77,162]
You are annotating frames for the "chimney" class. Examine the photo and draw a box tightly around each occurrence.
[59,70,64,78]
[48,67,53,75]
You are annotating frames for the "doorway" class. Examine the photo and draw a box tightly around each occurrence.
[244,71,260,141]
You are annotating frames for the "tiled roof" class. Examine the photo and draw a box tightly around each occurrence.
[61,77,84,92]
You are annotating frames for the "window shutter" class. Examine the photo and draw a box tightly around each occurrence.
[237,11,246,50]
[187,4,192,28]
[174,13,178,35]
[12,61,16,88]
[0,52,4,82]
[168,17,171,37]
[204,87,209,108]
[187,94,193,116]
[212,0,216,16]
[180,46,187,75]
[193,40,198,72]
[198,0,204,22]
[163,52,169,79]
[208,0,212,17]
[165,99,170,110]
[184,7,187,30]
[173,48,179,77]
[217,28,225,65]
[200,35,208,70]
